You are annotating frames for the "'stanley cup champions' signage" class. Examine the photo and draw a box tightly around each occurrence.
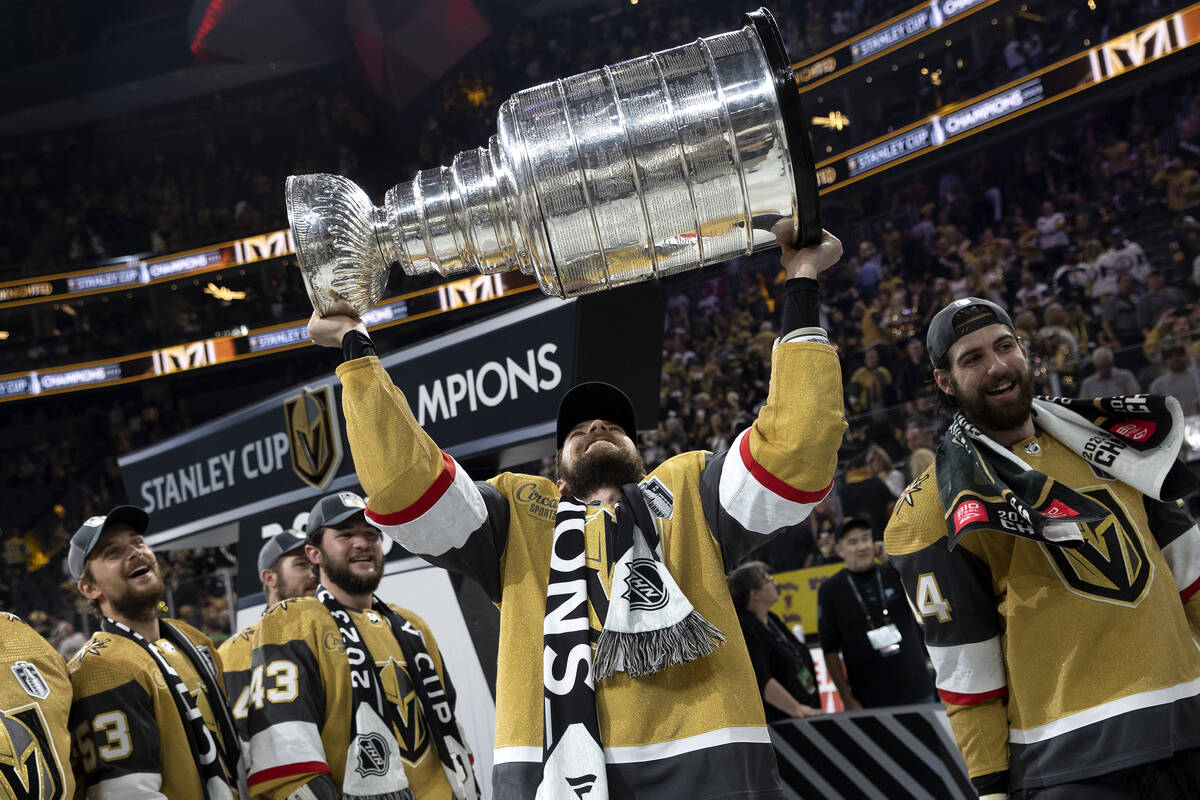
[119,299,577,539]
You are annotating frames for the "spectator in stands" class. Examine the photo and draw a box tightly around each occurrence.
[1149,345,1200,414]
[1036,200,1071,267]
[1080,347,1141,397]
[866,445,906,497]
[847,346,894,416]
[1015,269,1051,313]
[729,561,822,722]
[816,519,935,711]
[1099,274,1145,367]
[1137,269,1187,334]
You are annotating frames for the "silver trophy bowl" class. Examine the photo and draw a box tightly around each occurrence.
[288,7,820,316]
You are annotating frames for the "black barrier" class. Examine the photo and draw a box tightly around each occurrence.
[771,705,974,800]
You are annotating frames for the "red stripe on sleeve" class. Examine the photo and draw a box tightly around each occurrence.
[738,430,833,504]
[366,451,456,525]
[248,761,332,786]
[1181,575,1200,604]
[939,686,1008,707]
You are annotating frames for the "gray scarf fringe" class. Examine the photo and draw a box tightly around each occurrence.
[593,611,725,680]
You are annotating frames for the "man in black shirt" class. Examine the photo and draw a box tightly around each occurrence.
[817,518,934,710]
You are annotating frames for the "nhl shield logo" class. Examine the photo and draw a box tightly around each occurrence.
[283,385,344,489]
[354,731,391,779]
[621,559,669,611]
[11,662,49,700]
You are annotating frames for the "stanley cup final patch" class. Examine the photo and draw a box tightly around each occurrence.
[11,662,50,699]
[639,476,674,520]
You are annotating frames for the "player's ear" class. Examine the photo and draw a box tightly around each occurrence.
[933,369,955,397]
[305,543,324,566]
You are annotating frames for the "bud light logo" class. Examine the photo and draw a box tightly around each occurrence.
[953,500,987,533]
[1108,420,1155,442]
[1042,499,1080,519]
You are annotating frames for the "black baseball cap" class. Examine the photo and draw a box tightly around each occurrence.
[927,297,1016,368]
[68,506,150,581]
[556,381,637,449]
[305,491,368,543]
[257,529,308,572]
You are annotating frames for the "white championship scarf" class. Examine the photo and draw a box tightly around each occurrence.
[537,486,724,799]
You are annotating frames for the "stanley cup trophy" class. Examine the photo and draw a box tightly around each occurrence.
[286,8,821,316]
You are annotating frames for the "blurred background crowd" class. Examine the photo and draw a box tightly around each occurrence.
[2,0,1198,648]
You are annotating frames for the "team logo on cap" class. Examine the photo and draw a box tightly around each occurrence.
[283,385,344,490]
[338,492,366,509]
[83,516,106,528]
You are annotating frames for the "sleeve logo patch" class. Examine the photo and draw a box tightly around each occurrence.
[11,662,49,699]
[953,500,988,533]
[639,476,674,520]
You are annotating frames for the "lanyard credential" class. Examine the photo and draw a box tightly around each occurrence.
[844,568,889,628]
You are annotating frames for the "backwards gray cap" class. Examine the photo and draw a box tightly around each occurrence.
[68,506,150,581]
[257,529,308,572]
[305,491,369,542]
[926,297,1016,368]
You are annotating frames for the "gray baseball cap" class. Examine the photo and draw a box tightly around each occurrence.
[68,506,150,581]
[926,297,1015,368]
[257,530,308,572]
[305,491,369,543]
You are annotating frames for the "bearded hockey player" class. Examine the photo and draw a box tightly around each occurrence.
[305,228,846,799]
[67,506,239,800]
[0,610,75,799]
[885,298,1200,799]
[245,492,479,800]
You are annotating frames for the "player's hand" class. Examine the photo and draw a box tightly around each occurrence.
[308,301,367,348]
[773,222,843,280]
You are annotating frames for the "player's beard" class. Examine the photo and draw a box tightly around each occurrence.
[107,561,165,622]
[320,549,384,595]
[559,440,646,499]
[952,362,1035,434]
[275,569,318,602]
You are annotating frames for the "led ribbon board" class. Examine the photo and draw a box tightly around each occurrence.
[815,4,1199,192]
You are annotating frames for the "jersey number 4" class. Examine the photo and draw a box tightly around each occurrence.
[915,573,952,622]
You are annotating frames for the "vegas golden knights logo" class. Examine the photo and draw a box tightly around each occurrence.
[0,705,65,800]
[283,386,344,490]
[1044,487,1152,606]
[378,658,429,766]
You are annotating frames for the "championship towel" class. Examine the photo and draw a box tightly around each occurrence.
[937,394,1199,549]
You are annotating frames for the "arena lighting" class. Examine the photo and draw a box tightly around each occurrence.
[812,111,851,131]
[189,0,237,56]
[0,331,9,340]
[203,283,247,301]
[817,3,1200,193]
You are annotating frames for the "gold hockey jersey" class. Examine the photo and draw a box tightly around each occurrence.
[885,432,1200,792]
[68,618,234,799]
[335,338,845,799]
[217,624,255,741]
[244,598,459,800]
[0,613,74,800]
